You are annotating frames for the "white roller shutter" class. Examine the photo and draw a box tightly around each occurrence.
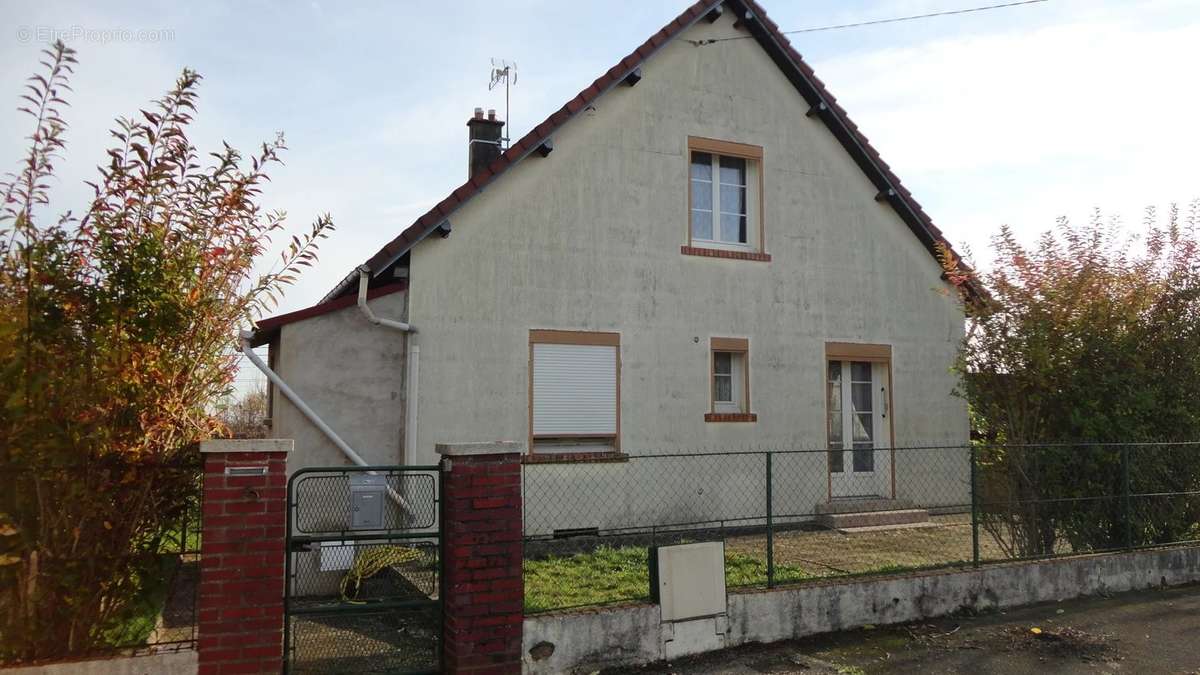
[532,343,617,436]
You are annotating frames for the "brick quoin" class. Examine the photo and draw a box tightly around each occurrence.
[197,439,292,675]
[438,442,525,675]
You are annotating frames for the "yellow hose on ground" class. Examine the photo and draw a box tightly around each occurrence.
[340,545,422,602]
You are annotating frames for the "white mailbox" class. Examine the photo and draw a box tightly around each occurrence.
[654,541,727,622]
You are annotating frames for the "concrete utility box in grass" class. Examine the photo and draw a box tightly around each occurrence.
[653,541,727,621]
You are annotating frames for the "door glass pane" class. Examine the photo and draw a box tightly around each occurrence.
[853,412,873,442]
[851,361,871,382]
[714,352,731,374]
[828,360,844,473]
[691,210,712,240]
[851,382,872,413]
[827,411,842,444]
[829,447,844,473]
[720,213,746,243]
[852,443,875,472]
[690,152,713,180]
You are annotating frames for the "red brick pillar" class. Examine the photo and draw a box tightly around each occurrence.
[437,442,525,674]
[197,439,291,675]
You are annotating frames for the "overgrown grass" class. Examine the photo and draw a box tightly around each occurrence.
[523,544,813,613]
[98,555,177,647]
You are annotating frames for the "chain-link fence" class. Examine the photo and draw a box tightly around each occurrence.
[522,443,1200,613]
[0,458,202,662]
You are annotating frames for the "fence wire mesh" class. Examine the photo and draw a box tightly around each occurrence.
[522,443,1200,613]
[285,467,441,675]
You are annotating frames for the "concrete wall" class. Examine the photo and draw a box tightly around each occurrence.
[2,650,196,675]
[405,10,968,470]
[271,290,409,472]
[522,546,1200,674]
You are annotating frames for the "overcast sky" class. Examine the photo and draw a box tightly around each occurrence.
[3,0,1198,316]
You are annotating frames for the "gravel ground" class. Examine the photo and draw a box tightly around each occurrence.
[605,583,1200,674]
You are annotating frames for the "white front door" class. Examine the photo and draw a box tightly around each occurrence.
[827,360,892,498]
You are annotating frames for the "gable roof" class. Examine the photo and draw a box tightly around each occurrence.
[318,0,979,305]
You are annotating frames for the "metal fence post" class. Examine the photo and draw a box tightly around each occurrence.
[1121,444,1133,551]
[765,452,774,588]
[970,444,980,568]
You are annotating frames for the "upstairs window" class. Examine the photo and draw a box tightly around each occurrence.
[686,137,764,257]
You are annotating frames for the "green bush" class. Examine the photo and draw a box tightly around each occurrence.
[0,42,330,662]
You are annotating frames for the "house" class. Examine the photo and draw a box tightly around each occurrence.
[249,0,975,531]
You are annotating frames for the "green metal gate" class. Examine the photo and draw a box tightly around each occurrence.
[284,465,442,673]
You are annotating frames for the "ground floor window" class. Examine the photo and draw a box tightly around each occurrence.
[706,337,755,422]
[529,330,620,453]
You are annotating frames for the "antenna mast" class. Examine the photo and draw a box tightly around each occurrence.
[489,58,517,148]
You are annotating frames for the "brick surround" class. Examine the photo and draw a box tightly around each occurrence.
[704,412,758,423]
[197,439,291,675]
[680,245,772,262]
[437,442,525,674]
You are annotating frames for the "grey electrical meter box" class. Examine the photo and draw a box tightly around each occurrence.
[349,474,387,529]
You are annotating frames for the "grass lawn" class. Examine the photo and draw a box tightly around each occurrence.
[523,544,812,613]
[99,554,179,647]
[523,518,997,613]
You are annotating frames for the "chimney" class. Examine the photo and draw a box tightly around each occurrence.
[467,107,505,178]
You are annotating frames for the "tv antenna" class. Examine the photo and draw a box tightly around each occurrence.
[489,58,517,148]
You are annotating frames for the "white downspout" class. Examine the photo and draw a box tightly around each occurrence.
[406,345,419,465]
[356,267,420,464]
[240,331,413,514]
[240,330,371,468]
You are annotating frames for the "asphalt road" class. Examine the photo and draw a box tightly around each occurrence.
[606,583,1200,674]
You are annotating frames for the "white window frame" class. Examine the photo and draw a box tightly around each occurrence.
[709,337,750,416]
[824,342,895,500]
[687,137,764,254]
[712,351,746,413]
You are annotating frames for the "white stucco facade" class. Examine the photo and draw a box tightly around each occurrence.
[270,10,969,522]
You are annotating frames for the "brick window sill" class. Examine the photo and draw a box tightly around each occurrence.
[523,452,630,464]
[681,246,771,262]
[704,412,758,423]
